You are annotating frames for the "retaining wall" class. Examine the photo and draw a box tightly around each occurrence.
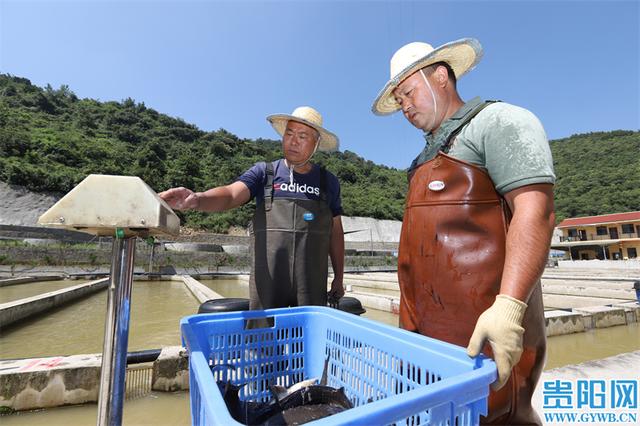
[0,245,250,271]
[0,275,66,287]
[0,346,188,412]
[341,216,401,243]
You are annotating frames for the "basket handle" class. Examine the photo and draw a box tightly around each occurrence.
[243,315,275,329]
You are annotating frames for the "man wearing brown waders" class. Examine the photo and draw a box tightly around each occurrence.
[160,106,345,312]
[372,39,556,425]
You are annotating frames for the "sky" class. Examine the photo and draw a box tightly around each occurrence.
[1,0,638,169]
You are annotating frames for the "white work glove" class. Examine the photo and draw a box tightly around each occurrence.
[467,294,527,391]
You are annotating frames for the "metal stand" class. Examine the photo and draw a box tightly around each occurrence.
[36,175,179,425]
[97,235,137,426]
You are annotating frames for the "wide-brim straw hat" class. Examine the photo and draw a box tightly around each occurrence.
[372,38,483,116]
[267,106,339,152]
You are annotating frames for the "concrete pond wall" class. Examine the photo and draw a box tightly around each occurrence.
[0,347,189,412]
[0,278,109,328]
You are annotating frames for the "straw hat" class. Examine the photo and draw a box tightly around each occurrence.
[267,106,339,152]
[372,38,483,116]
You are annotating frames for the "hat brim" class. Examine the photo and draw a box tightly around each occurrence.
[267,114,339,152]
[372,38,483,116]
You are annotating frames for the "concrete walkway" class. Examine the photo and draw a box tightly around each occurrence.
[341,269,639,337]
[0,346,188,411]
[343,269,638,312]
[180,275,223,304]
[0,275,66,287]
[0,278,108,328]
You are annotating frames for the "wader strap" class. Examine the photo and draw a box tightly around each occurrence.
[319,166,328,203]
[264,161,275,211]
[441,100,498,153]
[407,100,499,181]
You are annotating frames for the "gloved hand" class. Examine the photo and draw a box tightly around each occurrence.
[467,294,527,391]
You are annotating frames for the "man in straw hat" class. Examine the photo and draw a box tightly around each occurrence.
[372,39,555,424]
[160,106,345,310]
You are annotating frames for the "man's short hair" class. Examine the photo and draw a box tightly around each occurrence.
[421,61,457,88]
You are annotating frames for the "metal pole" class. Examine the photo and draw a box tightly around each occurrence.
[370,228,373,256]
[97,234,136,426]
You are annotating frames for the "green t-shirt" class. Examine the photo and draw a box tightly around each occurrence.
[419,97,556,195]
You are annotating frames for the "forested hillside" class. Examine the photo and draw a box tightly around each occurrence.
[1,74,638,230]
[0,75,406,232]
[551,130,639,221]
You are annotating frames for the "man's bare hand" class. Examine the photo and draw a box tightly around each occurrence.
[327,278,345,307]
[158,187,199,211]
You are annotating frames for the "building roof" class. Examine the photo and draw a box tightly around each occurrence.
[557,211,640,228]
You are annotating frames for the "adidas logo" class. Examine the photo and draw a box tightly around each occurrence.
[274,182,320,196]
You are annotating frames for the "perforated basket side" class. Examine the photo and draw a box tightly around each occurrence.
[181,307,496,426]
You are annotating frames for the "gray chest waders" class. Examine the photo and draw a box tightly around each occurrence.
[249,162,333,312]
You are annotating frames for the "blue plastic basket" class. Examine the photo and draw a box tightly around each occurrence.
[181,306,496,425]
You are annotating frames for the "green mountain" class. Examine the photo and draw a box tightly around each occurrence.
[0,74,638,230]
[551,130,639,222]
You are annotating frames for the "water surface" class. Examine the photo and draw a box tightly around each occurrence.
[0,280,198,359]
[0,280,83,304]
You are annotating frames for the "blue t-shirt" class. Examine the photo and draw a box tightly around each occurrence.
[237,159,343,217]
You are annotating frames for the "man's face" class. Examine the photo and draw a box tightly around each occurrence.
[393,71,438,131]
[282,120,319,164]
